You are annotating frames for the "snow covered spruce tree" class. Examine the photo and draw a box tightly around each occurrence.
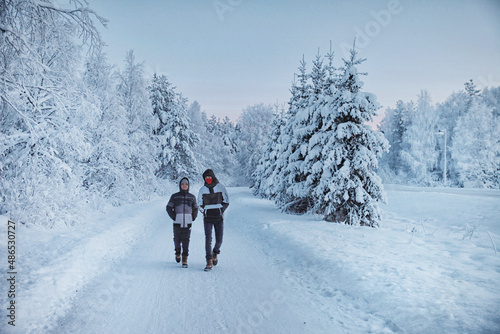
[252,104,287,198]
[283,53,327,212]
[220,116,240,176]
[197,114,239,184]
[116,50,157,199]
[433,91,468,185]
[186,101,207,171]
[268,80,304,203]
[274,57,314,212]
[452,81,500,188]
[0,0,106,226]
[315,46,388,226]
[298,49,339,212]
[400,90,440,185]
[255,50,333,212]
[149,74,198,180]
[235,103,275,186]
[377,100,412,181]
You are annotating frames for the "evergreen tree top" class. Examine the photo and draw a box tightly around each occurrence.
[339,42,367,94]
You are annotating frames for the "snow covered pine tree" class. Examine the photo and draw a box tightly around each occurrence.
[254,43,388,227]
[317,46,388,227]
[149,74,199,180]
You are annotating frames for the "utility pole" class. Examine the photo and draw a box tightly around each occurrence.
[436,129,447,186]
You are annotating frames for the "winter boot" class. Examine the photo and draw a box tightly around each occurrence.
[182,256,188,268]
[212,250,219,266]
[175,251,181,263]
[204,258,213,271]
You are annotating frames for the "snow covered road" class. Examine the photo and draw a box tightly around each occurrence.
[46,190,340,334]
[2,185,499,333]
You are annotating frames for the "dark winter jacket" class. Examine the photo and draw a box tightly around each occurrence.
[198,169,229,223]
[166,177,198,228]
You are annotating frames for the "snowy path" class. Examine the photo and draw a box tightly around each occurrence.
[47,208,325,332]
[31,188,349,334]
[2,186,499,333]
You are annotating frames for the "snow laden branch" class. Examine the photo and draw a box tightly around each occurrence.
[34,0,108,52]
[0,0,107,56]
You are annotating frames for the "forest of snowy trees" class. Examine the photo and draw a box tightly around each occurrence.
[0,0,274,226]
[378,81,500,188]
[1,1,499,227]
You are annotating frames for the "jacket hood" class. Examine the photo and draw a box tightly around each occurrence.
[202,169,218,187]
[179,177,190,192]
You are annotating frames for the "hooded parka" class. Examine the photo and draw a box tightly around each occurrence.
[197,169,229,223]
[166,177,198,228]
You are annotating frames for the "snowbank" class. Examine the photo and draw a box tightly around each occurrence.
[232,185,500,333]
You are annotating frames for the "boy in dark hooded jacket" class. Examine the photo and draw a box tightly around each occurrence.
[166,177,198,268]
[197,169,229,271]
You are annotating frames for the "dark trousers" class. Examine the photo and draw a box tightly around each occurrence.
[204,220,223,259]
[173,224,191,257]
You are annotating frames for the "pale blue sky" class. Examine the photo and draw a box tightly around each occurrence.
[90,0,500,121]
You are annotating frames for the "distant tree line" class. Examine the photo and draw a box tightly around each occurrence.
[378,81,500,188]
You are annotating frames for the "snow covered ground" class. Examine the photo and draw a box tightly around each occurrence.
[1,184,499,333]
